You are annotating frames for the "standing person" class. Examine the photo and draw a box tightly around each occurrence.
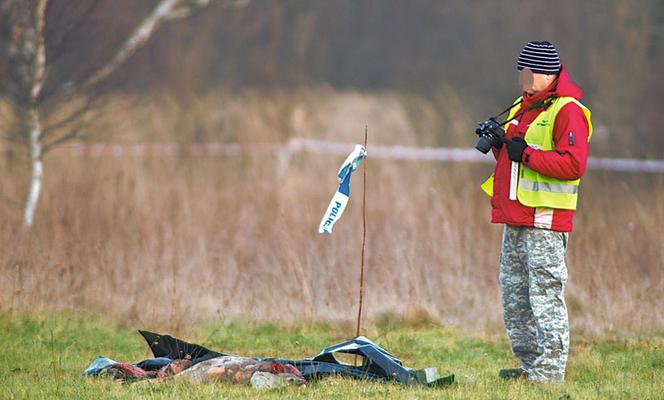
[479,41,592,382]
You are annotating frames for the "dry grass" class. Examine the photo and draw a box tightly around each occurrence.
[0,89,662,335]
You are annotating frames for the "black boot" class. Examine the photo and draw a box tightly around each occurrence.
[499,368,528,380]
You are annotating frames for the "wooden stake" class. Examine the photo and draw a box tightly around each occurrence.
[355,126,368,340]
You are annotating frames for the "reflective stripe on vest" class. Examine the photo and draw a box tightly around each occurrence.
[518,179,579,194]
[481,96,592,211]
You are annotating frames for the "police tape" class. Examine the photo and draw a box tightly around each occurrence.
[1,137,662,173]
[288,138,664,173]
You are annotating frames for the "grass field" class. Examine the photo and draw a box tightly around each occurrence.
[1,91,662,398]
[1,312,662,399]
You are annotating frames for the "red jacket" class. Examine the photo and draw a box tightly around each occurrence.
[489,65,590,232]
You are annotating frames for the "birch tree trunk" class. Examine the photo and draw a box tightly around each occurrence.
[24,107,43,227]
[21,0,48,228]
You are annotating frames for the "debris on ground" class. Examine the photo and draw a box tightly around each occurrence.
[83,331,454,389]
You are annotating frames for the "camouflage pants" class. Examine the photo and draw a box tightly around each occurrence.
[499,225,569,382]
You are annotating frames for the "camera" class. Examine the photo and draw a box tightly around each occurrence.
[475,118,505,154]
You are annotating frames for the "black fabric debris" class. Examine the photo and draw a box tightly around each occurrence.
[138,330,226,365]
[138,331,454,387]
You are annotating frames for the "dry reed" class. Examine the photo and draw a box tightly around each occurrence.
[0,90,661,334]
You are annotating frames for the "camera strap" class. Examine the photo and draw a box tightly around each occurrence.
[497,96,558,128]
[492,98,523,123]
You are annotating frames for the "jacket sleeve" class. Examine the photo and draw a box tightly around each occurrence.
[491,146,500,160]
[521,103,589,180]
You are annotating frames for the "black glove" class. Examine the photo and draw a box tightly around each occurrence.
[491,135,503,150]
[505,137,528,162]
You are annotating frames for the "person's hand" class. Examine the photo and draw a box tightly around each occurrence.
[491,135,504,150]
[505,137,528,162]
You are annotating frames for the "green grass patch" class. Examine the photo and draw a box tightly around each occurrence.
[0,312,662,399]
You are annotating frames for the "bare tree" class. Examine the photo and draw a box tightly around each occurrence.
[0,0,247,227]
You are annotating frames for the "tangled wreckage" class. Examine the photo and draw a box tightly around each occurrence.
[84,331,454,389]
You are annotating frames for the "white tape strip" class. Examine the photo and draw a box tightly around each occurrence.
[292,138,664,173]
[1,138,662,173]
[509,161,519,200]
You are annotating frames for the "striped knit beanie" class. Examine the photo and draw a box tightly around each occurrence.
[517,41,561,74]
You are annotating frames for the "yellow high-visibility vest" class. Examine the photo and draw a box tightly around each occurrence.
[481,96,592,210]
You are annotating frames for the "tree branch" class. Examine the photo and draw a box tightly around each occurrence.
[77,0,245,91]
[43,125,87,153]
[81,0,189,90]
[42,94,102,137]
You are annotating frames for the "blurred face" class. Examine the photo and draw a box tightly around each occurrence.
[519,68,556,95]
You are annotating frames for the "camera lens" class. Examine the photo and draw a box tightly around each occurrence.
[475,135,493,154]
